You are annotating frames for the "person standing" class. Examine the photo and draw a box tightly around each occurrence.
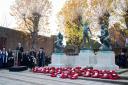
[22,51,30,67]
[7,49,14,67]
[29,49,37,68]
[16,43,24,66]
[2,48,8,68]
[37,48,45,67]
[0,50,3,68]
[118,49,127,68]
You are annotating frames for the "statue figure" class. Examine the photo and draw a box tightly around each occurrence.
[54,32,64,53]
[82,23,92,49]
[99,23,111,50]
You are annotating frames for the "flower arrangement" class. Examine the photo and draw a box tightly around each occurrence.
[32,66,120,80]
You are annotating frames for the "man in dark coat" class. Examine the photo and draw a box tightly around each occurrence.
[22,51,30,67]
[7,49,14,67]
[118,51,127,68]
[16,43,24,66]
[37,48,45,67]
[0,50,3,68]
[29,49,36,69]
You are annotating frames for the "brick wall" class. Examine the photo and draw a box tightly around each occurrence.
[0,26,55,57]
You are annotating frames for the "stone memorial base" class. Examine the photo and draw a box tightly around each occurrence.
[49,50,119,70]
[93,51,119,70]
[74,50,96,67]
[49,53,65,67]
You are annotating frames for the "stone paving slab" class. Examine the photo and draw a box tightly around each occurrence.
[116,69,128,74]
[120,71,128,80]
[120,72,128,77]
[0,77,33,85]
[0,70,125,85]
[4,70,128,84]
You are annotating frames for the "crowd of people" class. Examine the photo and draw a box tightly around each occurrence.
[0,43,50,69]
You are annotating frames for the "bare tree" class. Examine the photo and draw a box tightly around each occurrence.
[10,0,52,49]
[0,15,10,27]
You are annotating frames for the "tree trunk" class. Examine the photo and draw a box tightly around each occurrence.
[31,13,41,49]
[124,10,128,29]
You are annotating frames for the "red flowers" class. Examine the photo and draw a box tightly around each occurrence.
[51,73,57,77]
[91,70,100,78]
[32,66,120,80]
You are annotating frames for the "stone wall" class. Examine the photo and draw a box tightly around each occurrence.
[0,26,55,57]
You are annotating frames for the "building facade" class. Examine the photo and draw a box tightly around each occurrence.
[0,26,55,57]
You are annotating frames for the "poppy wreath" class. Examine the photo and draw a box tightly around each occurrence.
[91,70,100,78]
[32,66,120,80]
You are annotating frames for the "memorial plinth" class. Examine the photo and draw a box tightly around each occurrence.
[74,50,95,67]
[49,50,119,70]
[49,53,65,67]
[93,51,119,70]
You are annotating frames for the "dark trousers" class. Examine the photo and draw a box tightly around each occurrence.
[38,59,45,67]
[0,59,3,68]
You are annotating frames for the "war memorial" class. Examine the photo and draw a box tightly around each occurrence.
[0,0,128,85]
[50,20,118,70]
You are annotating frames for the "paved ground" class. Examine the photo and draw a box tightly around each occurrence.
[120,71,128,77]
[0,69,127,85]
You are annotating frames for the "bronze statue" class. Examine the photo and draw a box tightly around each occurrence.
[99,23,111,50]
[82,23,92,49]
[54,32,64,53]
